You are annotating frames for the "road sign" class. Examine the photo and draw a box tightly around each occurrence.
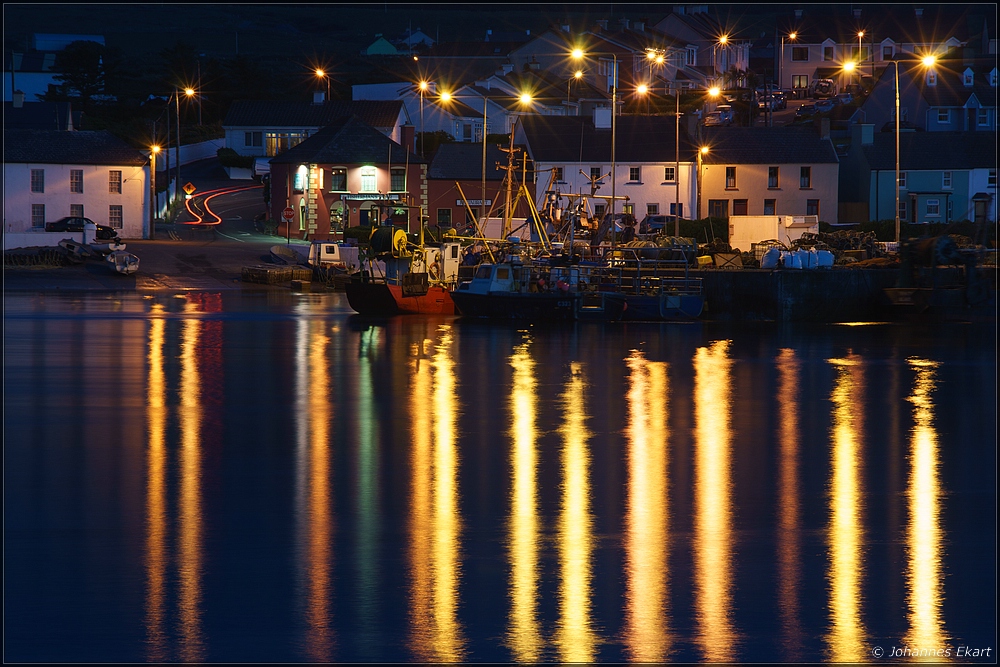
[281,207,294,221]
[183,182,196,195]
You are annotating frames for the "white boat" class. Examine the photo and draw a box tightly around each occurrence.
[88,241,126,256]
[58,238,92,262]
[106,250,139,275]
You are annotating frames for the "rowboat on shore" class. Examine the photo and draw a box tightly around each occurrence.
[106,250,139,275]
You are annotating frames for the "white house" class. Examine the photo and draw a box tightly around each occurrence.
[4,129,150,245]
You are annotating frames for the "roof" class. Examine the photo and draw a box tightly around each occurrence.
[428,142,506,181]
[519,114,697,163]
[223,99,404,129]
[267,116,422,166]
[4,101,78,130]
[4,129,147,166]
[861,131,997,170]
[771,4,982,44]
[700,126,840,164]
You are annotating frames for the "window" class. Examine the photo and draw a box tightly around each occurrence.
[964,71,975,86]
[437,208,452,225]
[725,167,737,189]
[937,109,950,123]
[293,167,306,193]
[30,169,44,193]
[463,124,472,140]
[800,166,811,188]
[329,168,347,191]
[978,108,991,126]
[926,199,940,216]
[942,171,952,189]
[244,131,262,147]
[629,167,641,182]
[806,199,819,216]
[360,166,376,192]
[553,167,564,182]
[590,167,602,182]
[792,75,809,89]
[70,169,84,193]
[791,46,809,62]
[708,200,728,219]
[109,205,123,229]
[31,204,45,226]
[763,199,776,215]
[109,170,122,194]
[390,168,406,192]
[733,199,748,215]
[647,203,659,215]
[898,200,908,220]
[768,166,779,188]
[594,203,606,219]
[852,46,870,62]
[663,166,675,182]
[989,169,997,187]
[823,46,834,61]
[898,171,907,189]
[623,203,634,216]
[265,132,308,157]
[883,46,894,60]
[70,204,84,218]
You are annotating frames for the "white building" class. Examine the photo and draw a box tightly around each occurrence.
[4,129,150,244]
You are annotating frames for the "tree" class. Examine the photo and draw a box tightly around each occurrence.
[46,40,118,107]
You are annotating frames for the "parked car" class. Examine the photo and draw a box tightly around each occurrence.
[794,104,817,119]
[704,111,728,126]
[815,99,837,113]
[639,214,678,235]
[836,92,854,105]
[44,216,118,240]
[772,91,788,109]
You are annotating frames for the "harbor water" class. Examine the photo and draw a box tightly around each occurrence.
[4,290,996,663]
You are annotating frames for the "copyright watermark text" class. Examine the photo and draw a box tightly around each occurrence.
[871,645,993,659]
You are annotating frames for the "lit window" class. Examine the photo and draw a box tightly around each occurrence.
[109,170,122,194]
[726,167,737,189]
[800,166,811,188]
[31,169,44,193]
[768,166,779,188]
[31,204,45,226]
[792,75,809,89]
[360,166,376,193]
[109,205,123,229]
[70,169,84,193]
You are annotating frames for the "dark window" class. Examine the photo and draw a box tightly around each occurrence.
[768,167,779,188]
[708,199,728,219]
[823,46,834,61]
[30,169,44,193]
[764,199,776,215]
[725,167,737,189]
[806,199,819,216]
[800,167,811,188]
[390,168,406,192]
[437,208,452,225]
[629,167,641,182]
[109,170,122,194]
[733,199,748,215]
[791,46,809,62]
[70,169,84,193]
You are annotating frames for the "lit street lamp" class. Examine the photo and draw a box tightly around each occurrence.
[315,69,330,100]
[149,144,160,239]
[697,146,709,220]
[637,53,684,236]
[780,32,797,95]
[174,87,195,206]
[890,55,937,243]
[418,80,429,157]
[572,47,620,246]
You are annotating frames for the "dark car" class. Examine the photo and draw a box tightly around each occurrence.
[772,91,788,110]
[45,216,118,240]
[639,214,678,235]
[794,103,817,119]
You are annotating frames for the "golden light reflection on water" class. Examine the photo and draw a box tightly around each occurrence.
[904,358,948,655]
[408,326,466,662]
[623,351,671,662]
[506,339,543,662]
[294,319,334,661]
[826,354,867,662]
[776,348,804,661]
[178,306,204,662]
[144,307,168,662]
[693,340,737,662]
[554,362,598,663]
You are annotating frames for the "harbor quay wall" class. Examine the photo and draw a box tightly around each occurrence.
[698,268,901,322]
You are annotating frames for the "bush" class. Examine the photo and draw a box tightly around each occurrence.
[343,225,372,245]
[216,147,254,169]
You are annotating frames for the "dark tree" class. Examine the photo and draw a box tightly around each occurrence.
[45,40,120,108]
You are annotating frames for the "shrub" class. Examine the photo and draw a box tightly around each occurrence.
[216,147,254,169]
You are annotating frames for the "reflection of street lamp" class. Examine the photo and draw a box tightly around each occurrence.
[890,55,937,243]
[697,146,709,220]
[149,145,160,239]
[572,47,619,245]
[315,69,330,99]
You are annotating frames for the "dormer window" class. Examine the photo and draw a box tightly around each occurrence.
[991,69,998,87]
[964,69,975,87]
[926,71,937,86]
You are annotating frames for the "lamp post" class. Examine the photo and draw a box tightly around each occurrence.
[315,69,330,100]
[890,55,937,244]
[174,87,195,207]
[481,95,487,227]
[697,146,708,220]
[636,68,684,236]
[149,145,159,239]
[781,32,796,95]
[572,47,619,247]
[418,80,428,157]
[567,69,582,103]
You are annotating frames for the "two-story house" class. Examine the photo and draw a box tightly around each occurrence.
[426,142,516,230]
[516,113,698,224]
[842,125,996,224]
[654,7,751,88]
[4,129,150,245]
[267,116,423,240]
[223,96,409,158]
[855,55,997,133]
[699,123,840,222]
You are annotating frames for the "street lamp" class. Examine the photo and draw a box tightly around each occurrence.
[697,146,709,221]
[636,54,684,236]
[890,55,937,244]
[780,32,797,94]
[572,47,619,247]
[567,69,583,103]
[315,69,330,100]
[418,80,429,157]
[149,144,160,239]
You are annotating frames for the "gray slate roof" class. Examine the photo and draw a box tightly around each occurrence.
[428,142,506,181]
[519,115,697,163]
[700,126,839,165]
[223,99,404,129]
[861,131,997,170]
[4,101,78,130]
[268,116,422,166]
[4,129,147,165]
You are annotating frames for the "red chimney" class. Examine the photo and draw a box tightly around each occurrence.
[401,123,416,154]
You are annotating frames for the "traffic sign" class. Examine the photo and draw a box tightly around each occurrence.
[183,182,196,195]
[281,207,294,221]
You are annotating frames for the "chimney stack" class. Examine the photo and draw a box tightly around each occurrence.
[313,91,326,105]
[401,123,416,154]
[13,90,25,108]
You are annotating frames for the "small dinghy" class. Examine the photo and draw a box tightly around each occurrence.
[107,250,140,275]
[58,238,92,263]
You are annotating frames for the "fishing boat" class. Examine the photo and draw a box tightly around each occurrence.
[450,253,628,321]
[106,250,139,275]
[598,241,705,321]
